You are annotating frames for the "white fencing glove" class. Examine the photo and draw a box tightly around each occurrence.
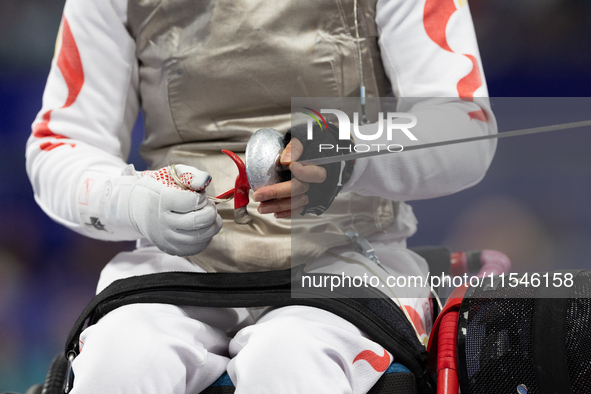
[76,164,222,256]
[129,165,222,256]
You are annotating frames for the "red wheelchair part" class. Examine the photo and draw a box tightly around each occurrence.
[428,286,467,394]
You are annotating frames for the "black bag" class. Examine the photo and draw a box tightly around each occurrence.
[457,269,591,394]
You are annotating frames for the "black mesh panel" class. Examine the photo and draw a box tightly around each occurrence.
[458,270,591,394]
[460,283,538,394]
[368,372,417,394]
[566,271,591,394]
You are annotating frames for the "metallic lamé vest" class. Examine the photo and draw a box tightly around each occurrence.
[127,0,399,272]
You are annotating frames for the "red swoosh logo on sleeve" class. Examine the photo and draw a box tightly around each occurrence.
[456,54,483,99]
[352,348,391,372]
[56,17,84,108]
[33,16,84,150]
[423,0,483,100]
[423,0,457,53]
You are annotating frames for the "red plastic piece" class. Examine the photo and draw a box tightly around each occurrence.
[221,150,250,210]
[215,188,235,200]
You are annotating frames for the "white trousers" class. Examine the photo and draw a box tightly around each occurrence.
[72,215,431,394]
[71,304,394,394]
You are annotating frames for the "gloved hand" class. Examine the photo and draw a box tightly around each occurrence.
[128,165,222,256]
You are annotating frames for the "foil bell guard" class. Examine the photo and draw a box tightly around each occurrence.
[213,128,287,225]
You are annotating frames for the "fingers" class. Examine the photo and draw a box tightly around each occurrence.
[173,164,212,191]
[251,164,324,203]
[159,190,222,253]
[274,206,304,219]
[280,138,304,165]
[257,194,309,215]
[131,174,222,257]
[160,214,223,256]
[254,137,325,218]
[252,137,327,219]
[160,187,208,213]
[163,200,219,231]
[253,178,309,202]
[290,161,326,183]
[280,138,326,183]
[166,215,223,246]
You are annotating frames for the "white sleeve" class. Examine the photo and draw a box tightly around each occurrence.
[25,0,141,240]
[342,0,497,201]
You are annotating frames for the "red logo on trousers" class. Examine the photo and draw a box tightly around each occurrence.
[352,348,391,372]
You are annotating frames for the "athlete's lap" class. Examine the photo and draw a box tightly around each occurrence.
[71,303,389,394]
[71,303,234,394]
[229,305,390,394]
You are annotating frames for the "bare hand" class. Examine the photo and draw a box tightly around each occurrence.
[252,138,326,218]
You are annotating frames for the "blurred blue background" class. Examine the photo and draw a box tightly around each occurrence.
[0,0,590,391]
